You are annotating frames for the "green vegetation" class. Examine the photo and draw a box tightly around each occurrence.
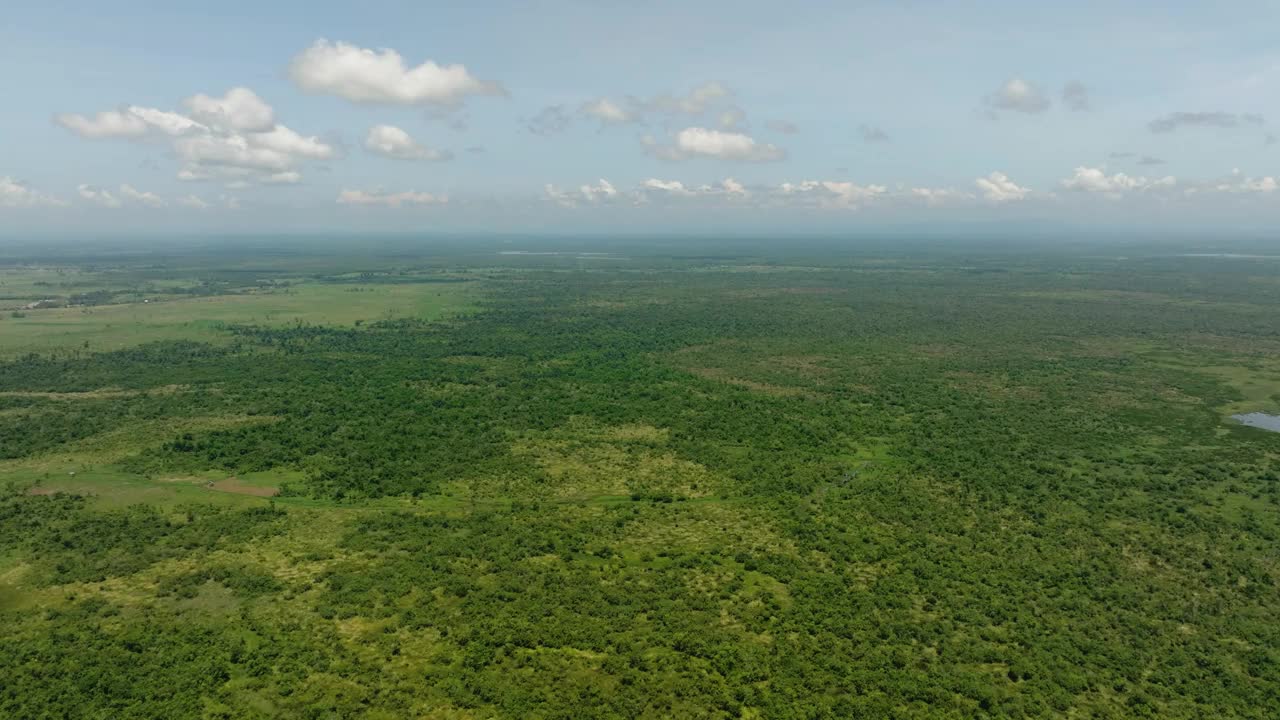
[0,241,1278,718]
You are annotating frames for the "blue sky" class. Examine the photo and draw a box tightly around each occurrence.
[3,1,1280,234]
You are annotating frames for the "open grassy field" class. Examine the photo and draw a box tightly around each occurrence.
[1,241,1278,719]
[0,270,477,356]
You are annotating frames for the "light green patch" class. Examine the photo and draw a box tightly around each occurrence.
[511,419,722,500]
[1200,364,1280,415]
[0,281,476,357]
[623,502,795,556]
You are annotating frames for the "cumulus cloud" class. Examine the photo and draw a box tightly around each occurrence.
[641,178,695,196]
[1060,166,1176,196]
[638,177,751,202]
[544,179,620,207]
[0,177,65,207]
[77,184,122,208]
[975,171,1030,202]
[1148,112,1265,133]
[777,180,888,208]
[174,134,295,173]
[364,124,448,161]
[1195,169,1279,195]
[119,184,165,207]
[184,87,275,132]
[910,187,973,205]
[859,125,890,143]
[579,178,618,202]
[547,177,750,207]
[984,78,1051,114]
[249,125,335,159]
[579,82,735,128]
[581,98,635,124]
[527,105,573,136]
[290,39,503,105]
[646,127,785,162]
[59,89,334,185]
[55,109,148,139]
[57,106,206,138]
[1062,81,1090,111]
[176,194,210,209]
[337,189,448,207]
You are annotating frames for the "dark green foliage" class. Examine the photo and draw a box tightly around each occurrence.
[1,244,1278,718]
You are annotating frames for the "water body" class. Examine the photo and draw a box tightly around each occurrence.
[1232,413,1280,433]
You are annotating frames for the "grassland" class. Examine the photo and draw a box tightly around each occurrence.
[1,277,476,357]
[1,242,1278,718]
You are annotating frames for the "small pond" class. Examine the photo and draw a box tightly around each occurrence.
[1231,413,1280,433]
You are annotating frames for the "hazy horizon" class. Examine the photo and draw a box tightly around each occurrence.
[4,1,1280,235]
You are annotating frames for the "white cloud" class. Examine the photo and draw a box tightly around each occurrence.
[545,179,620,207]
[263,171,302,185]
[61,90,332,185]
[1199,169,1279,194]
[57,106,206,138]
[55,110,148,139]
[290,39,502,105]
[337,189,448,207]
[776,180,887,208]
[640,177,751,199]
[544,185,576,208]
[580,83,733,127]
[975,171,1030,202]
[363,124,448,161]
[642,178,694,196]
[175,134,293,172]
[579,179,618,202]
[824,181,888,206]
[176,194,210,209]
[77,184,122,208]
[984,78,1051,114]
[647,127,785,162]
[910,187,973,205]
[1237,176,1278,192]
[184,87,275,132]
[651,82,731,115]
[119,184,165,207]
[250,125,335,160]
[581,98,635,124]
[124,106,206,136]
[1060,166,1176,196]
[0,177,65,207]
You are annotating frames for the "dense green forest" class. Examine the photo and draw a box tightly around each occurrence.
[1,240,1278,718]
